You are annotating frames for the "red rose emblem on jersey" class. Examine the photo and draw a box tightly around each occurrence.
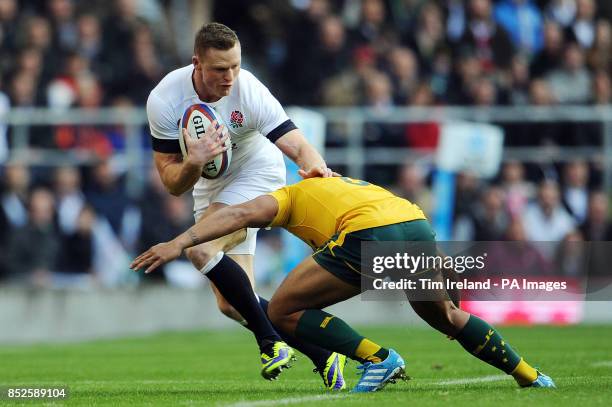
[229,110,244,128]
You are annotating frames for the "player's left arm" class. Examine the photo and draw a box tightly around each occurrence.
[130,196,279,274]
[246,71,338,179]
[275,129,339,178]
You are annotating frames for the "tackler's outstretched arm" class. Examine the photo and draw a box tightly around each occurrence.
[130,195,279,273]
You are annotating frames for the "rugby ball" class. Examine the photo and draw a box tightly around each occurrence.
[178,103,232,179]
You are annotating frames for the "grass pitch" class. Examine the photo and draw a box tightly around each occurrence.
[1,325,611,406]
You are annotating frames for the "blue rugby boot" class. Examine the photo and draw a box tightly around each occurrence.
[351,349,407,393]
[522,371,556,388]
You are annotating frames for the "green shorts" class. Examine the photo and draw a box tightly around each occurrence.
[312,219,436,287]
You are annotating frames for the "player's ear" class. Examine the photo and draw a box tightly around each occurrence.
[192,55,200,70]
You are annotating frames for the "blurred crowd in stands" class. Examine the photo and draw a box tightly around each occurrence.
[0,0,608,110]
[0,0,611,287]
[220,0,611,108]
[0,161,203,288]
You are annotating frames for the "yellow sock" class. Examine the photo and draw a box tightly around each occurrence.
[511,358,538,386]
[355,338,384,363]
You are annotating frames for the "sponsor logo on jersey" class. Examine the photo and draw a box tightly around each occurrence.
[229,110,244,128]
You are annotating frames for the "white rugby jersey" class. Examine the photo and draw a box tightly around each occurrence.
[146,65,295,183]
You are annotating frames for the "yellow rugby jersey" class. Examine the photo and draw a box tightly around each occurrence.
[267,177,426,249]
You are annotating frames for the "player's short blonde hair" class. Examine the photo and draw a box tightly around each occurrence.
[194,22,239,56]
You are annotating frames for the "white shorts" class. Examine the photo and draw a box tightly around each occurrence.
[192,145,286,255]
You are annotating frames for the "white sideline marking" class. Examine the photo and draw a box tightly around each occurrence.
[224,375,512,406]
[225,394,345,407]
[435,375,508,385]
[591,361,612,367]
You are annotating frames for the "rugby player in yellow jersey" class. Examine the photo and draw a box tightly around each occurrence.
[131,177,555,392]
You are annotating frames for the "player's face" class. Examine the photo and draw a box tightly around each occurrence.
[193,43,241,102]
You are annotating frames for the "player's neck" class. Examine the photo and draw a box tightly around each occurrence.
[192,69,222,103]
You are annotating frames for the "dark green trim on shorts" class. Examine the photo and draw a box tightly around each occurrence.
[312,219,436,287]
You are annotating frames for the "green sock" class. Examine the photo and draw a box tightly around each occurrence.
[295,309,383,363]
[455,315,521,374]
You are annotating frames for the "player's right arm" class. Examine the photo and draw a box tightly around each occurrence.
[154,150,200,197]
[147,93,228,196]
[130,194,281,273]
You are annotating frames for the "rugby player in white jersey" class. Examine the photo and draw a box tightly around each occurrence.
[146,22,346,388]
